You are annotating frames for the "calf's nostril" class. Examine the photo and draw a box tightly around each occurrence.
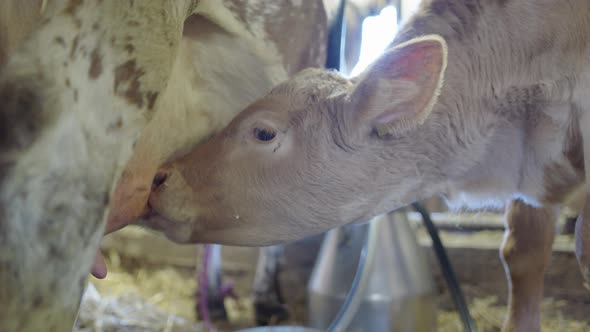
[152,170,169,190]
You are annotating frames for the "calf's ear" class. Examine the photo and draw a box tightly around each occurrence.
[349,34,447,137]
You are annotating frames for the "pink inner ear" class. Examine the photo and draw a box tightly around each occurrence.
[384,41,442,81]
[354,38,444,131]
[369,40,443,127]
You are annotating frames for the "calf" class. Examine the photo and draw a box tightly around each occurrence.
[142,0,590,331]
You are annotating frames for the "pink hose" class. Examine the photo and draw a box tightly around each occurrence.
[198,244,213,331]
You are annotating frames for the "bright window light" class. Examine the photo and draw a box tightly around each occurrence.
[349,6,398,78]
[402,0,422,22]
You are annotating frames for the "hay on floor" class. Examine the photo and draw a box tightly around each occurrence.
[78,249,589,332]
[75,249,203,332]
[76,283,202,332]
[76,249,255,331]
[438,296,590,332]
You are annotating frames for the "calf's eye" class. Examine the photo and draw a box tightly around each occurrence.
[253,127,276,142]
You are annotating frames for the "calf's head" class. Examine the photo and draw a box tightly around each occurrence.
[146,35,448,245]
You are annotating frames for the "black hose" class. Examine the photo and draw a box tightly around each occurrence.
[325,0,347,70]
[412,202,478,332]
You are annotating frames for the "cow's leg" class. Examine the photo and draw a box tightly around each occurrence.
[0,1,198,331]
[253,245,289,325]
[499,199,557,332]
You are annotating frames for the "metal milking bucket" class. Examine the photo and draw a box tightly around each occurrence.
[307,210,437,332]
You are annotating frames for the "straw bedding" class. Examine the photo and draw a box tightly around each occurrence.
[75,249,589,332]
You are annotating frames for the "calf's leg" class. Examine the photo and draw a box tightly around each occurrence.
[253,245,289,325]
[499,199,556,332]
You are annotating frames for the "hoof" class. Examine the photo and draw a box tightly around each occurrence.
[254,301,290,326]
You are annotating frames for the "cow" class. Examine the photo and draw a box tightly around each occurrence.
[0,0,330,331]
[139,0,590,331]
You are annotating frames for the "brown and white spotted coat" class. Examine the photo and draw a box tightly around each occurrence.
[142,0,590,331]
[0,0,331,331]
